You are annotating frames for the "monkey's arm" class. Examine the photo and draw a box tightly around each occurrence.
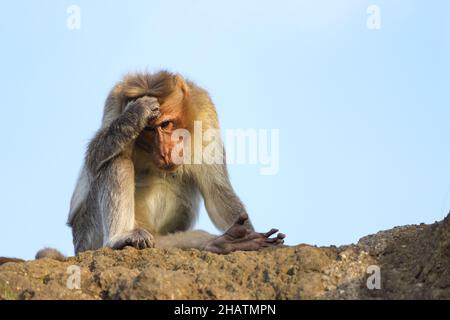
[86,97,160,174]
[74,97,160,253]
[189,157,287,253]
[194,163,254,231]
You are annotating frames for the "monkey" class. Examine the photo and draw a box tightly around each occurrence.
[1,71,284,265]
[68,70,285,255]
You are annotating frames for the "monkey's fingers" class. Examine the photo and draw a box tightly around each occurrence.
[264,238,284,246]
[144,237,153,248]
[263,232,286,244]
[262,228,279,238]
[136,239,146,249]
[247,229,284,241]
[248,228,278,239]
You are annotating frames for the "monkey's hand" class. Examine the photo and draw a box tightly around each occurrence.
[204,214,285,254]
[125,96,161,125]
[106,228,155,250]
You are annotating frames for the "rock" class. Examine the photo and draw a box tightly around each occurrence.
[1,213,450,300]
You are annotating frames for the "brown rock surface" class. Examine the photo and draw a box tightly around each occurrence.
[1,214,449,300]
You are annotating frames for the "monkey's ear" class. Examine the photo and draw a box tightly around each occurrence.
[175,74,190,98]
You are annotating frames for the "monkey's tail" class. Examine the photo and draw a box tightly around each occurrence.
[35,248,66,262]
[0,248,66,266]
[0,257,25,266]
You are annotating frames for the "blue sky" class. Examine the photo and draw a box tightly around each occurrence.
[0,0,449,259]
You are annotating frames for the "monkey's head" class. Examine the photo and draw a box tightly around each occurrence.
[132,73,191,172]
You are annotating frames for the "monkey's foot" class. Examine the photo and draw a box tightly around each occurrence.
[107,228,155,250]
[204,214,286,254]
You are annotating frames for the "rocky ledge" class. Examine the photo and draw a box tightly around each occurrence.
[1,214,449,300]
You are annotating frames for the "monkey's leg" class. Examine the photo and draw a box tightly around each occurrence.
[154,214,285,254]
[154,230,217,250]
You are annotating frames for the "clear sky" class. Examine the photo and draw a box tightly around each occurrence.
[0,0,449,259]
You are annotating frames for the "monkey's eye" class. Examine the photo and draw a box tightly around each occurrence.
[160,121,173,131]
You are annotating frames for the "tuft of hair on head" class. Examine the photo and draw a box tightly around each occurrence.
[35,248,66,262]
[120,70,178,102]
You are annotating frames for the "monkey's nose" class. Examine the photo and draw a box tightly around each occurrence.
[158,144,168,164]
[159,147,171,165]
[162,155,170,165]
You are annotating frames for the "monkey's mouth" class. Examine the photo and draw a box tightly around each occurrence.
[158,162,179,172]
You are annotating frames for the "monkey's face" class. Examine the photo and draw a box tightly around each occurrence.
[135,91,188,171]
[136,114,184,171]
